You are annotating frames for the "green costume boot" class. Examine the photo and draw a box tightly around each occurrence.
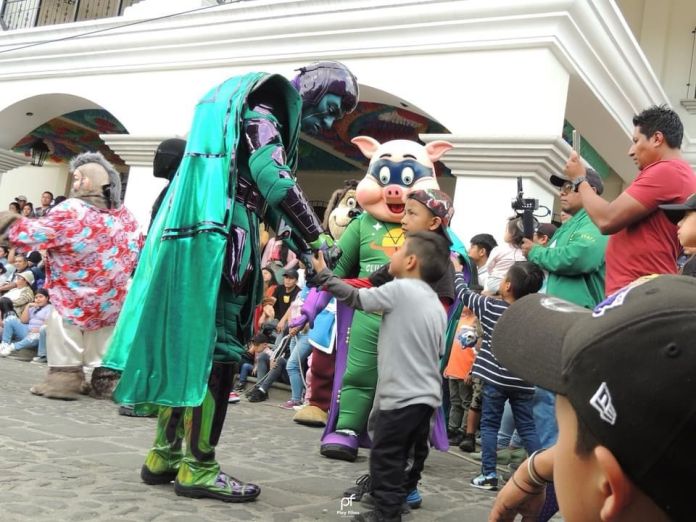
[141,406,184,485]
[174,362,261,502]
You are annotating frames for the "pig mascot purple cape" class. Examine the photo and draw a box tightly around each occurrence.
[295,136,453,461]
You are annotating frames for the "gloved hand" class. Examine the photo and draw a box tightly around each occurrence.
[308,232,335,251]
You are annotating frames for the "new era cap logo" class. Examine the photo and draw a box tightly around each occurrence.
[590,382,616,425]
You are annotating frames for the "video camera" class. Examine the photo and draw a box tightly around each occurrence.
[511,177,539,239]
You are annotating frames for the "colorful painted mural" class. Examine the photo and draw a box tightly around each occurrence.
[11,103,451,176]
[12,109,128,166]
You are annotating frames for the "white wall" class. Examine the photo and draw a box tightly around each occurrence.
[0,163,69,209]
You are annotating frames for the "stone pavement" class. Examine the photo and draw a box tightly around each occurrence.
[0,358,501,522]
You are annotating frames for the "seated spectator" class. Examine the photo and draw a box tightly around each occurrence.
[4,271,34,315]
[0,262,15,285]
[233,333,274,393]
[0,288,52,360]
[21,202,35,218]
[272,268,300,332]
[0,245,9,266]
[14,195,27,210]
[26,251,45,286]
[0,253,30,293]
[8,202,20,214]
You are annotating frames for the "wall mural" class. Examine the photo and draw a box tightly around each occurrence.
[11,103,451,176]
[12,109,128,167]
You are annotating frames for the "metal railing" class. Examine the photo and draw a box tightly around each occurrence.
[0,0,139,31]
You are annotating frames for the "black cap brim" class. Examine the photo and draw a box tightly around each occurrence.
[549,174,568,188]
[491,293,592,394]
[658,203,692,225]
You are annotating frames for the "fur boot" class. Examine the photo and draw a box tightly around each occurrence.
[89,367,121,399]
[30,366,87,400]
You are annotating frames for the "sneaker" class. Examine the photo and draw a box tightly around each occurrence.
[405,488,422,509]
[470,472,498,491]
[228,392,241,404]
[448,432,464,446]
[280,400,302,410]
[292,401,309,411]
[31,356,47,364]
[247,388,268,403]
[0,342,13,357]
[233,382,247,392]
[344,473,372,501]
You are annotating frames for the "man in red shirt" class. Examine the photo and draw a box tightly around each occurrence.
[564,105,696,295]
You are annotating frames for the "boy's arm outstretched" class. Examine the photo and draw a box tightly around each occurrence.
[312,252,395,313]
[452,256,487,320]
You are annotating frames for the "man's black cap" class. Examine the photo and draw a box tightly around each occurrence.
[659,193,696,224]
[550,168,604,195]
[492,275,696,522]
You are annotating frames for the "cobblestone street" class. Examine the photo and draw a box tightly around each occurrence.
[0,358,500,522]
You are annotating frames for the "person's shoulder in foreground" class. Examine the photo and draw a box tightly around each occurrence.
[491,274,694,522]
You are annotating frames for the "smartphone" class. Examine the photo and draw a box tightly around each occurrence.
[572,129,581,154]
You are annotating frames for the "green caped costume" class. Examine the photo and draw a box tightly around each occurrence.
[101,72,316,500]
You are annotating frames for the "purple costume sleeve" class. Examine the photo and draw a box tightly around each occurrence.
[288,287,332,329]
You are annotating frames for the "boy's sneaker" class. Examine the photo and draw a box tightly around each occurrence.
[405,488,422,509]
[280,400,302,410]
[228,392,241,404]
[344,473,372,501]
[470,472,498,491]
[247,388,268,403]
[0,343,14,356]
[31,356,47,364]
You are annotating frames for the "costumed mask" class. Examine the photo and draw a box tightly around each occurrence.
[351,136,452,223]
[69,152,122,209]
[323,179,361,240]
[292,61,359,134]
[153,138,186,181]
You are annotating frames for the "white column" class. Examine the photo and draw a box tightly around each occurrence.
[100,135,176,231]
[423,135,571,246]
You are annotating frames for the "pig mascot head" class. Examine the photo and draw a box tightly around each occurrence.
[351,136,453,223]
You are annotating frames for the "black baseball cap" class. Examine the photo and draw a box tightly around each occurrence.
[535,222,557,240]
[491,275,695,521]
[659,193,696,224]
[283,268,299,279]
[550,168,604,195]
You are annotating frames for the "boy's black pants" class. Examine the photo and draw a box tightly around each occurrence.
[370,403,434,518]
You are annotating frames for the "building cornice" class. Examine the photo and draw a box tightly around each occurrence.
[100,134,176,167]
[1,0,693,157]
[0,148,30,173]
[423,134,568,194]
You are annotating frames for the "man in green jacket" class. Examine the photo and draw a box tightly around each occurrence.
[521,169,608,309]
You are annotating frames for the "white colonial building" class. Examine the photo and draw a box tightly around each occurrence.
[0,0,695,243]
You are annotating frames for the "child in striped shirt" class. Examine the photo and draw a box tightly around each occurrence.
[452,258,544,491]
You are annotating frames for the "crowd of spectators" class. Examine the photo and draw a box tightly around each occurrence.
[0,190,57,362]
[1,104,695,522]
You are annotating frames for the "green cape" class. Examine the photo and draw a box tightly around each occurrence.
[103,73,301,407]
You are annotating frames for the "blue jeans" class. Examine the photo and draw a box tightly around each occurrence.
[481,383,541,476]
[239,362,254,384]
[286,332,312,402]
[2,316,29,344]
[499,387,558,449]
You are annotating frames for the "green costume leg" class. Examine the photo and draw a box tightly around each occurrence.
[141,406,184,484]
[335,311,381,432]
[174,361,260,502]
